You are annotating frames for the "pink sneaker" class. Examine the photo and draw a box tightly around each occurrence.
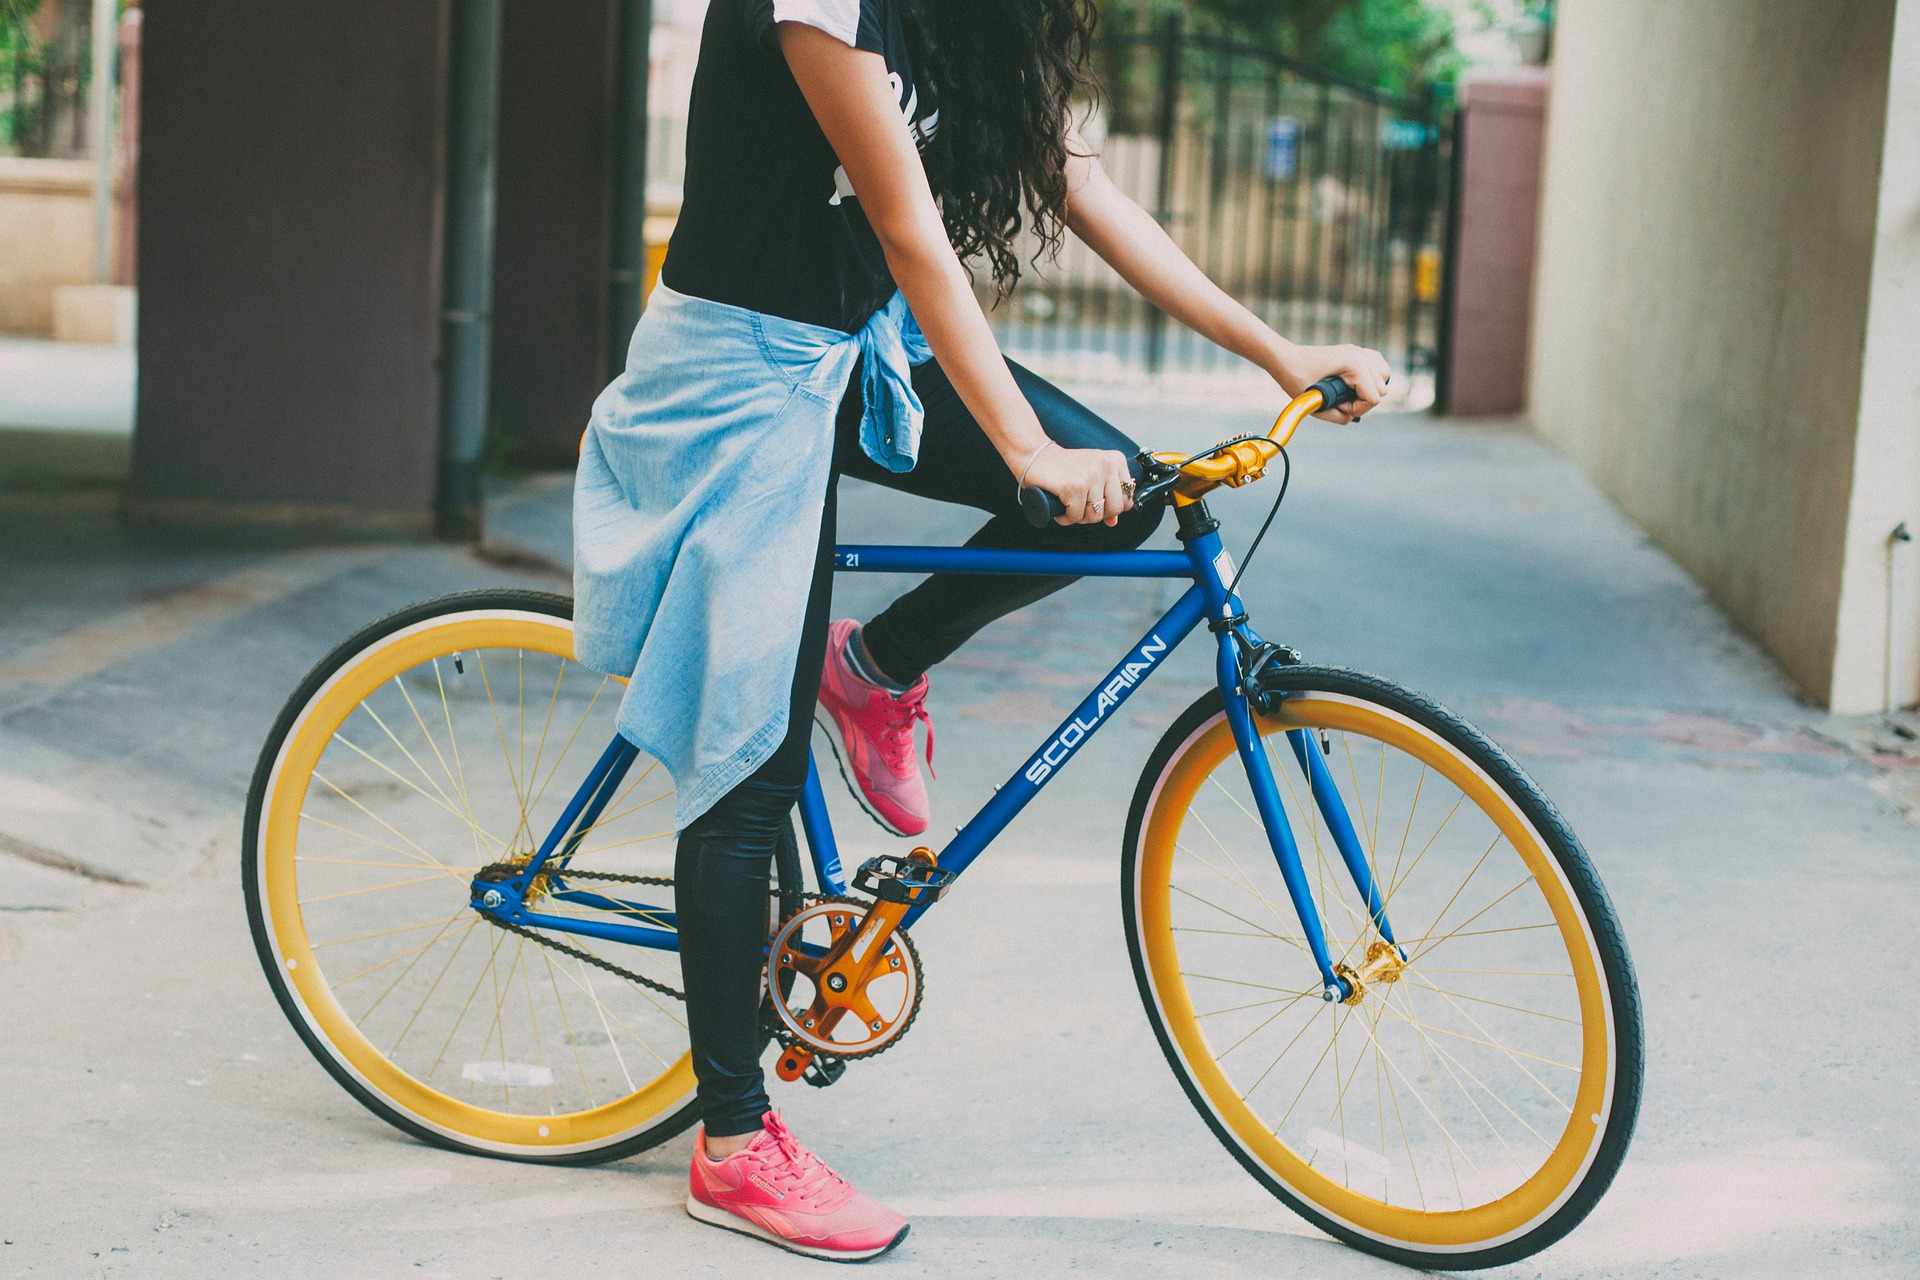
[686,1113,910,1262]
[816,618,935,837]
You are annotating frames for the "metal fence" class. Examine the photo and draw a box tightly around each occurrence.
[985,15,1455,407]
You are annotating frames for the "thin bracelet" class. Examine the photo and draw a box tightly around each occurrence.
[1015,440,1059,493]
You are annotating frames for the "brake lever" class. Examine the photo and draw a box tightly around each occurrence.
[1131,452,1184,509]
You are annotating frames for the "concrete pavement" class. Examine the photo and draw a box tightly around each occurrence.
[1,401,1916,1278]
[0,337,135,487]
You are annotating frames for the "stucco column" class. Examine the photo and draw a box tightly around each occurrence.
[1442,69,1549,417]
[1828,0,1920,713]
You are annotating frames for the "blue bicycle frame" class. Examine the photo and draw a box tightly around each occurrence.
[471,524,1399,1001]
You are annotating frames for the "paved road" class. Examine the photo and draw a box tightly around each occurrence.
[2,401,1915,1278]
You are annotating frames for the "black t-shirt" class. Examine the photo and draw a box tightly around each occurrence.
[661,0,940,333]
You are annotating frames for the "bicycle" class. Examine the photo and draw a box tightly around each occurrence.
[243,378,1642,1269]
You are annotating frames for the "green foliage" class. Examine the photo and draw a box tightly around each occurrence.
[1,2,46,153]
[1104,0,1463,95]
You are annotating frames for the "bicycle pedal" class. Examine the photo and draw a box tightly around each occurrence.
[802,1056,847,1089]
[852,851,957,905]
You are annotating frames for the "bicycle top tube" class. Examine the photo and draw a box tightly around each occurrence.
[832,545,1195,578]
[826,380,1358,583]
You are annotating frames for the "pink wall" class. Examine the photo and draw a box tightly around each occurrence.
[1445,69,1550,417]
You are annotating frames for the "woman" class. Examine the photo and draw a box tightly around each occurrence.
[573,0,1392,1262]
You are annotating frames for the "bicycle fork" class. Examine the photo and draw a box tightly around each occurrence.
[1215,634,1404,1004]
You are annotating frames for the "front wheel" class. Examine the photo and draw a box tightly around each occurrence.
[1122,669,1641,1269]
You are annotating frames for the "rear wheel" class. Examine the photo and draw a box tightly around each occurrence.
[243,590,799,1164]
[1122,669,1641,1268]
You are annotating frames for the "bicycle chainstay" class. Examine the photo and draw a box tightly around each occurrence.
[472,867,913,1074]
[474,863,837,1002]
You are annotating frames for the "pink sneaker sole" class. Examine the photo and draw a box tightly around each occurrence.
[685,1194,912,1263]
[814,710,922,837]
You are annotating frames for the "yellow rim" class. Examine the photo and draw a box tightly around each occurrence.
[1136,697,1611,1250]
[258,611,693,1152]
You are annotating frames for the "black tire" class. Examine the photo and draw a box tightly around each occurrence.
[242,589,802,1166]
[1120,668,1643,1269]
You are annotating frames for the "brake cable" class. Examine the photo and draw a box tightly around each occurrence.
[1224,445,1290,600]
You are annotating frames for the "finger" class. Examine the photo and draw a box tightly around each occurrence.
[1103,471,1127,527]
[1350,371,1385,410]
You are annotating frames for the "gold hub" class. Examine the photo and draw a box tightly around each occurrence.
[1335,940,1408,1005]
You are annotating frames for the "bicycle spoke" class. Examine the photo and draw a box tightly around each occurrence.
[371,915,479,1029]
[1400,977,1576,1109]
[390,916,477,1055]
[1188,797,1308,944]
[312,912,470,951]
[1386,763,1425,906]
[308,773,469,883]
[569,828,675,856]
[1172,924,1304,941]
[1238,996,1327,1096]
[528,675,613,816]
[297,809,466,882]
[1408,977,1576,1026]
[574,958,637,1090]
[1197,993,1316,1019]
[1399,985,1555,1150]
[520,943,559,1116]
[1379,1011,1426,1210]
[548,951,681,1063]
[1386,984,1514,1153]
[521,660,568,825]
[1408,834,1503,965]
[297,855,482,873]
[358,701,474,829]
[1180,970,1316,995]
[431,926,506,1080]
[431,657,480,849]
[473,651,534,851]
[297,871,450,907]
[541,947,596,1109]
[1277,1003,1353,1133]
[1171,883,1308,952]
[1348,990,1482,1178]
[1409,872,1537,967]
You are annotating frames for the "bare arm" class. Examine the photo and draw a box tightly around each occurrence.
[779,25,1132,524]
[1061,127,1390,420]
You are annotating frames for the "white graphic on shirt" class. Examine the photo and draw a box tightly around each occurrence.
[829,70,940,207]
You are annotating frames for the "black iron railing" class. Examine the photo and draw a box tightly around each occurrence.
[985,14,1455,406]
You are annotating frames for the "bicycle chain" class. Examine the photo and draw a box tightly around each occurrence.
[472,868,917,1076]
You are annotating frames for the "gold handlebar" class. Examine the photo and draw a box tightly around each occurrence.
[1147,384,1334,503]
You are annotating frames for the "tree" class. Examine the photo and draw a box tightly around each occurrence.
[1105,0,1463,96]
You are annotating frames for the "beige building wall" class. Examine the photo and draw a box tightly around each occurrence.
[1529,0,1916,711]
[0,159,103,336]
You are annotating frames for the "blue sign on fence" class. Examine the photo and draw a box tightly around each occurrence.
[1382,120,1436,151]
[1265,116,1301,182]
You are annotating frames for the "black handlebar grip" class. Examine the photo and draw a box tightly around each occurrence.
[1308,375,1358,413]
[1018,485,1066,529]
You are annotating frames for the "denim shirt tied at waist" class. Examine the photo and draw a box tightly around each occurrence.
[573,284,933,829]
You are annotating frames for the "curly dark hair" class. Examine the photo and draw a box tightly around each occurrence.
[901,0,1102,300]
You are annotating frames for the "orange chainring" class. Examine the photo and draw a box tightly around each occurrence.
[767,896,923,1079]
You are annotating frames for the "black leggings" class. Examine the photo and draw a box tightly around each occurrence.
[673,357,1164,1136]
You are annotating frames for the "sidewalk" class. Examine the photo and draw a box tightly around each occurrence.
[0,336,136,487]
[1,403,1915,1277]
